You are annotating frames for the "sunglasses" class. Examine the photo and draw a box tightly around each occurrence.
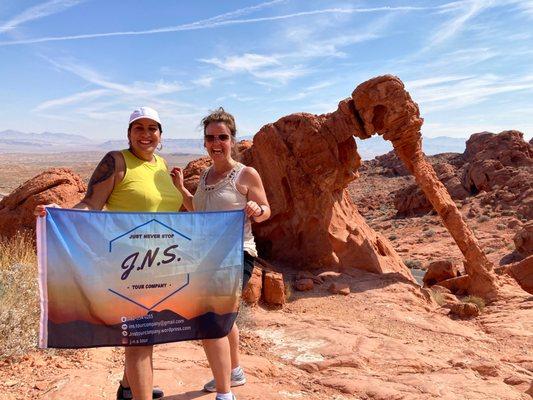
[204,134,231,142]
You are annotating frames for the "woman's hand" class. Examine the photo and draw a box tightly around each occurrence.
[244,200,262,218]
[170,167,185,190]
[34,203,61,217]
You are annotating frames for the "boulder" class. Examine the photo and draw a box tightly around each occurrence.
[263,271,285,305]
[242,266,263,305]
[513,221,533,257]
[462,131,532,216]
[438,275,471,295]
[0,168,86,238]
[294,278,314,291]
[423,260,459,287]
[296,270,323,284]
[507,255,533,294]
[328,282,350,295]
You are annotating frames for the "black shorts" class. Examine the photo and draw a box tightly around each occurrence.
[243,251,255,290]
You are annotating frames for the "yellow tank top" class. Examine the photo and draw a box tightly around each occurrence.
[106,150,182,212]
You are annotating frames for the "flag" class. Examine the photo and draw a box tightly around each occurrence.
[37,208,244,348]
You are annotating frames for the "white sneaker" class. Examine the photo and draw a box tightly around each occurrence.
[204,366,247,392]
[215,395,236,400]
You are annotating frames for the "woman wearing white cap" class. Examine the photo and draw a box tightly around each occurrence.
[35,106,181,400]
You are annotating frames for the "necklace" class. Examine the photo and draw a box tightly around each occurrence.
[206,161,237,185]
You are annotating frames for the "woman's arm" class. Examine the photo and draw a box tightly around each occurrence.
[238,167,271,223]
[75,152,119,210]
[170,167,194,211]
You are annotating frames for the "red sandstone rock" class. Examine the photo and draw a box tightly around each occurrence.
[328,282,350,295]
[296,270,323,284]
[438,275,471,295]
[294,278,314,291]
[182,156,211,195]
[242,266,262,305]
[186,75,507,298]
[507,218,522,229]
[317,271,342,281]
[0,168,86,238]
[263,271,285,305]
[513,221,533,257]
[352,76,501,298]
[463,131,532,218]
[507,255,533,294]
[395,162,468,216]
[240,99,411,278]
[423,260,459,287]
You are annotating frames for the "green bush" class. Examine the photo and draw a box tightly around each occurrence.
[477,215,490,223]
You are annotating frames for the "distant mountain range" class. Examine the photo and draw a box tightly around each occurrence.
[0,129,468,159]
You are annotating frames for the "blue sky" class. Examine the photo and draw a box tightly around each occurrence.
[0,0,532,141]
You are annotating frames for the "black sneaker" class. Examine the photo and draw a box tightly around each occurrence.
[116,383,164,400]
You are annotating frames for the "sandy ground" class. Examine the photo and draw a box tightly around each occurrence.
[1,270,532,400]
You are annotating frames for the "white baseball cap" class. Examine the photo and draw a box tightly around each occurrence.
[129,106,161,125]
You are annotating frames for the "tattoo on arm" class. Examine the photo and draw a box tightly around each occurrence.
[86,153,115,198]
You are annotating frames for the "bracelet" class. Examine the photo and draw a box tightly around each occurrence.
[255,205,264,217]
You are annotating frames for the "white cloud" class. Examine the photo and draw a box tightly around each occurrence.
[0,5,431,46]
[404,75,473,90]
[412,74,533,113]
[0,0,84,34]
[193,76,214,88]
[42,56,183,96]
[34,89,109,112]
[33,56,198,126]
[200,53,308,84]
[201,53,280,72]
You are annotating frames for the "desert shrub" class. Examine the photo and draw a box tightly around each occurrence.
[501,210,514,217]
[0,232,39,359]
[430,290,446,306]
[404,259,422,269]
[423,229,435,238]
[388,234,397,241]
[496,223,506,231]
[284,277,292,302]
[236,301,256,331]
[462,295,485,311]
[477,215,490,223]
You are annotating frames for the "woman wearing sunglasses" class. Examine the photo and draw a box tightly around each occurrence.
[171,107,270,400]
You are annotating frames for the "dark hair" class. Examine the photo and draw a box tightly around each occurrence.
[201,107,236,137]
[128,122,163,135]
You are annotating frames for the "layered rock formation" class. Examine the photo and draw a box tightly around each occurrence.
[183,75,507,298]
[390,130,532,217]
[505,255,533,295]
[352,76,500,297]
[0,168,86,238]
[514,221,533,258]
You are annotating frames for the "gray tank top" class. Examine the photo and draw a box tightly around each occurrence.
[193,162,257,257]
